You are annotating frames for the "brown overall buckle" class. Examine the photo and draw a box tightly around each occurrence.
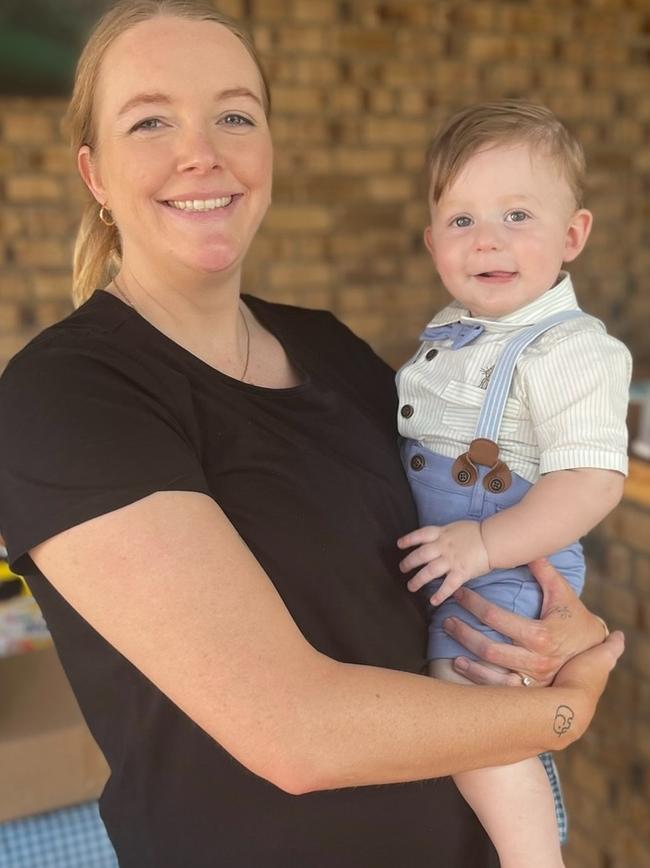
[451,438,512,493]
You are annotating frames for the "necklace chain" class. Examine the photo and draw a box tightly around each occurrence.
[111,277,251,382]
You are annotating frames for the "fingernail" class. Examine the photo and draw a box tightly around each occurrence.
[454,657,469,671]
[442,617,457,632]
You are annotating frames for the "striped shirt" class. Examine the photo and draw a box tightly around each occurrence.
[396,273,632,484]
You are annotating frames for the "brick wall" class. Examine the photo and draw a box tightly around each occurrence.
[557,461,650,868]
[1,0,649,373]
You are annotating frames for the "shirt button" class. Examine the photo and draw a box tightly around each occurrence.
[400,404,414,419]
[425,348,438,361]
[410,454,426,471]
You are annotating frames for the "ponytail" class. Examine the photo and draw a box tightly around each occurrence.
[71,202,121,308]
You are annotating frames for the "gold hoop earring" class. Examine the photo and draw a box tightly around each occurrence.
[99,205,115,226]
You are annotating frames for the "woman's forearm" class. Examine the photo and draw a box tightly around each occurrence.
[253,652,584,794]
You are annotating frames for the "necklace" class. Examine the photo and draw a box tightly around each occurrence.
[110,277,251,382]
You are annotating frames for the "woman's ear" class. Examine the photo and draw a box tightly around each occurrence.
[563,209,593,263]
[78,145,106,205]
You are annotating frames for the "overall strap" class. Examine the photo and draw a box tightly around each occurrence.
[473,310,586,443]
[450,309,587,493]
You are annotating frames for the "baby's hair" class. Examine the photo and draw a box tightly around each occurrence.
[426,100,586,208]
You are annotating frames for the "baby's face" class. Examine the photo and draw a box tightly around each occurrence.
[424,143,592,318]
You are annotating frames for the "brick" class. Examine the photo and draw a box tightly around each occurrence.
[338,28,398,55]
[12,238,69,269]
[366,175,414,202]
[0,332,35,371]
[32,272,73,301]
[363,117,429,146]
[41,145,74,174]
[293,0,339,23]
[0,145,16,173]
[250,0,289,22]
[276,26,327,53]
[268,262,331,289]
[3,113,54,144]
[0,272,31,300]
[326,86,364,114]
[271,86,325,114]
[633,556,650,595]
[367,89,396,115]
[605,541,633,585]
[6,175,63,203]
[265,206,332,233]
[294,58,340,86]
[0,302,21,332]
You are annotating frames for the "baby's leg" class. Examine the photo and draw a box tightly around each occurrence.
[432,659,565,868]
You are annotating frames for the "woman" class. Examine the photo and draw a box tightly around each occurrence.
[0,2,622,866]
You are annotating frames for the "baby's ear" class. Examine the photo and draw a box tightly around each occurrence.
[563,209,593,262]
[423,225,435,258]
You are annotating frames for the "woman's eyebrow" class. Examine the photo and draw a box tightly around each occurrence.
[117,87,262,118]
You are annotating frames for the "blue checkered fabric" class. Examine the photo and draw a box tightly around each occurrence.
[0,801,117,868]
[540,751,568,845]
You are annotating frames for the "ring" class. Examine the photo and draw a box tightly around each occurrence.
[518,673,534,687]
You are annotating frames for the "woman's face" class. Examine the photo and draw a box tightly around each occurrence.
[79,15,273,284]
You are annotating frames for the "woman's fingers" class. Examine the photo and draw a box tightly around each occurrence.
[442,615,555,683]
[452,587,551,651]
[453,657,525,687]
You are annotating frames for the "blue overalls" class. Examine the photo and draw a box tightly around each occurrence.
[402,309,586,662]
[401,311,586,843]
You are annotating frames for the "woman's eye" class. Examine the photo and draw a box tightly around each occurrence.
[506,210,529,223]
[452,216,472,228]
[221,113,253,128]
[130,117,163,133]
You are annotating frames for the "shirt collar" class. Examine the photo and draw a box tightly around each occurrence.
[426,272,581,331]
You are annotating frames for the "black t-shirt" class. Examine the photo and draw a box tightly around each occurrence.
[0,292,497,868]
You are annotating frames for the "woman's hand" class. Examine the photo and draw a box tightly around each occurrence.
[443,558,610,687]
[548,630,624,742]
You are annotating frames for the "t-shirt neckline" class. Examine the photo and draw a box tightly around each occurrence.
[93,289,312,396]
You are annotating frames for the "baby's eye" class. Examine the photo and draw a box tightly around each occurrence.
[451,215,472,228]
[506,210,529,223]
[130,117,164,133]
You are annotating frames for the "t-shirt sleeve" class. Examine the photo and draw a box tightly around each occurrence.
[0,340,211,575]
[520,327,632,475]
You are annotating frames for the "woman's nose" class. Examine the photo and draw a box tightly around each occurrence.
[176,128,222,173]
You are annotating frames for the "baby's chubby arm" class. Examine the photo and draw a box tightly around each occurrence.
[399,467,624,606]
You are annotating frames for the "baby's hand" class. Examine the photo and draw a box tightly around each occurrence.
[397,521,490,606]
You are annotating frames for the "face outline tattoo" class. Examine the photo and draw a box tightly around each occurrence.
[553,705,574,736]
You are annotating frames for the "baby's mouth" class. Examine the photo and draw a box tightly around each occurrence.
[476,271,517,279]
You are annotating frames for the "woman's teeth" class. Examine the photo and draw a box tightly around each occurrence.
[166,196,233,211]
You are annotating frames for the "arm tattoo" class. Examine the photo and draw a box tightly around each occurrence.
[548,605,572,620]
[553,705,575,736]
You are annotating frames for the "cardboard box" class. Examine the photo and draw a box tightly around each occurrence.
[0,644,109,823]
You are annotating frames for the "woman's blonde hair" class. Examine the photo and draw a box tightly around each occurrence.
[426,100,586,209]
[66,0,271,307]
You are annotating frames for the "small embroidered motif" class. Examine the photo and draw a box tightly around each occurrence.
[479,365,494,390]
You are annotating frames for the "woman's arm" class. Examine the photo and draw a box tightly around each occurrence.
[447,558,611,686]
[31,492,622,795]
